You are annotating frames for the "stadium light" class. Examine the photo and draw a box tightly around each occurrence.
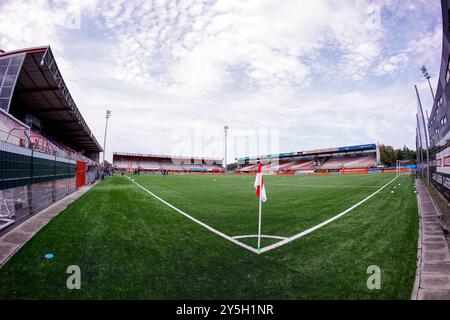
[421,66,435,101]
[103,110,111,165]
[224,125,229,172]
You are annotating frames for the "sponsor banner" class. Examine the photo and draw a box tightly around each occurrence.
[431,171,450,201]
[431,143,450,174]
[295,170,314,175]
[340,168,368,174]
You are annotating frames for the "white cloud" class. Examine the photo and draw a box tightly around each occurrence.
[0,0,443,162]
[96,0,391,93]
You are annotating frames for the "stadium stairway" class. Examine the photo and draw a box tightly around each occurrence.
[0,182,97,267]
[412,179,450,300]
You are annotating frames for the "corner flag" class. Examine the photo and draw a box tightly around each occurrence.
[254,162,267,202]
[254,162,267,253]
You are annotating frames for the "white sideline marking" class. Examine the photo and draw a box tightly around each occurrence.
[269,183,382,188]
[125,176,259,254]
[233,234,288,240]
[259,175,401,253]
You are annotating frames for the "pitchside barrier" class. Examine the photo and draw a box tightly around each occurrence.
[0,139,87,231]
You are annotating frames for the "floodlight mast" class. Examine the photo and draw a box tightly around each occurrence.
[103,110,111,165]
[224,125,228,172]
[421,66,435,101]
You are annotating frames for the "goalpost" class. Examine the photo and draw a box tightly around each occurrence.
[396,160,411,177]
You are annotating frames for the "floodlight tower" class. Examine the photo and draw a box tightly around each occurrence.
[224,125,228,172]
[102,110,111,165]
[421,66,435,101]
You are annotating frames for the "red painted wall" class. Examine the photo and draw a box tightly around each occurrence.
[76,161,86,189]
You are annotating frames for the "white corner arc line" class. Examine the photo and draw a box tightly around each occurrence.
[259,174,401,254]
[125,177,259,254]
[232,234,288,240]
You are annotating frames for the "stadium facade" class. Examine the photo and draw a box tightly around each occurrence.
[237,143,381,174]
[0,46,101,231]
[113,152,224,173]
[425,0,450,201]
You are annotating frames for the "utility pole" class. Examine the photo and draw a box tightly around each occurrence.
[224,125,228,172]
[103,110,111,165]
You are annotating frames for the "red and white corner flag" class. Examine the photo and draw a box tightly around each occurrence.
[254,162,267,202]
[254,162,267,253]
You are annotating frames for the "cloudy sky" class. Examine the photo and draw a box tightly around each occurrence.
[0,0,442,162]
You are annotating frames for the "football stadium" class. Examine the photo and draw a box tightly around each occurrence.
[0,0,449,306]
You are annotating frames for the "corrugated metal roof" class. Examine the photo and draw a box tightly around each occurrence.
[1,46,102,153]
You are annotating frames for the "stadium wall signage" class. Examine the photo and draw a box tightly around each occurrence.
[425,0,450,202]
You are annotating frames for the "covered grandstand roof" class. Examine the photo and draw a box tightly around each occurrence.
[0,46,102,153]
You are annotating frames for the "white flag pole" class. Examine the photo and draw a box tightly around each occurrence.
[257,176,263,254]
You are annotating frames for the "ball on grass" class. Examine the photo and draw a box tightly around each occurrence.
[391,191,394,193]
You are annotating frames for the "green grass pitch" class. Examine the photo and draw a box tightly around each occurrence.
[0,173,418,299]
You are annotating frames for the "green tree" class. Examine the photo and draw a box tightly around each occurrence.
[379,144,416,166]
[379,144,397,167]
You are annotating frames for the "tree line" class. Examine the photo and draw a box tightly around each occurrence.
[379,144,416,167]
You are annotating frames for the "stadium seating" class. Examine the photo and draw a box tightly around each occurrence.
[319,157,350,170]
[0,112,87,161]
[343,155,376,169]
[112,152,225,173]
[287,160,315,171]
[271,161,297,171]
[319,155,375,170]
[0,111,29,148]
[159,162,184,171]
[237,155,376,173]
[238,163,259,172]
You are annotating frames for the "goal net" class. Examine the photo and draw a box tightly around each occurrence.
[396,160,412,177]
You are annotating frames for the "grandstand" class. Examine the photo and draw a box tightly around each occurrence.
[236,144,380,174]
[113,152,224,173]
[0,46,102,231]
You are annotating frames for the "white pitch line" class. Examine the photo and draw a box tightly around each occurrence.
[232,234,288,240]
[259,174,401,253]
[269,183,382,188]
[125,177,259,254]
